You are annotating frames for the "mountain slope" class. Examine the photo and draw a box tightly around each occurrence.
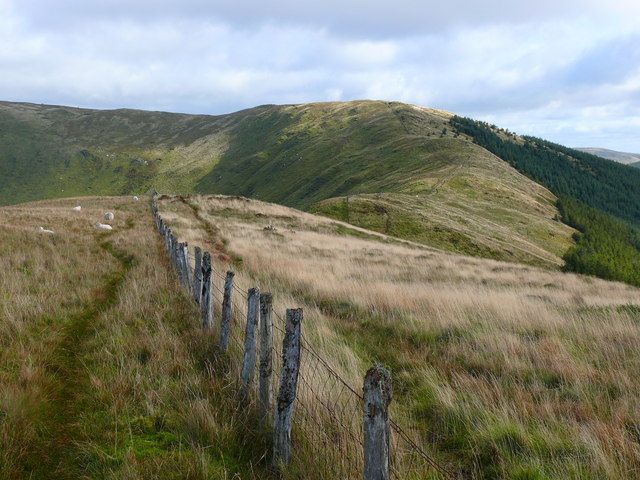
[0,100,573,267]
[160,193,640,480]
[576,147,640,165]
[450,117,640,286]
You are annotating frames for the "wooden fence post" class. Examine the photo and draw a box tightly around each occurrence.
[169,234,175,266]
[171,235,179,271]
[259,293,274,423]
[219,271,235,352]
[240,287,260,400]
[200,252,212,329]
[273,308,303,466]
[175,241,184,284]
[177,242,186,283]
[193,246,203,305]
[181,243,192,294]
[363,365,393,480]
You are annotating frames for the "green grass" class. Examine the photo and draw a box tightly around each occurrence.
[0,100,575,268]
[0,197,276,479]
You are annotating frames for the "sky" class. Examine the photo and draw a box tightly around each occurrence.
[1,0,639,151]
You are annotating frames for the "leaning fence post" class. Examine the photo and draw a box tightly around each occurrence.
[259,293,273,423]
[363,365,393,480]
[200,252,212,329]
[240,287,260,401]
[193,246,203,305]
[219,271,235,352]
[273,308,303,466]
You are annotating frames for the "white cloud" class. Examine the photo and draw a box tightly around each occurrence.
[340,41,398,66]
[0,0,638,150]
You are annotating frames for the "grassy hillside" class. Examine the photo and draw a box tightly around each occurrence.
[4,193,640,479]
[450,116,640,286]
[0,100,573,268]
[0,196,274,479]
[159,194,640,480]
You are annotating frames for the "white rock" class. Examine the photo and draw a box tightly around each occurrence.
[133,196,139,201]
[72,205,82,211]
[95,222,113,230]
[104,212,115,221]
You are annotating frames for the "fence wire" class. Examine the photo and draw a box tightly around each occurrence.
[212,267,452,479]
[161,210,453,480]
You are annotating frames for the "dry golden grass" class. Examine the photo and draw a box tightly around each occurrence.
[159,194,640,480]
[0,196,274,479]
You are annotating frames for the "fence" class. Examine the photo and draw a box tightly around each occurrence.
[150,194,454,480]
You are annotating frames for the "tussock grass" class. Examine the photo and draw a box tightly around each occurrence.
[160,194,640,480]
[0,196,275,479]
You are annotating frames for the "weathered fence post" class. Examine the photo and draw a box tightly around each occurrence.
[259,293,274,423]
[219,271,235,352]
[273,308,303,466]
[193,246,203,305]
[240,288,260,401]
[363,365,393,480]
[166,230,173,261]
[181,243,192,293]
[171,235,179,270]
[177,242,185,281]
[200,252,212,329]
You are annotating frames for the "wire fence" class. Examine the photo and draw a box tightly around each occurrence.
[168,204,453,480]
[207,259,452,479]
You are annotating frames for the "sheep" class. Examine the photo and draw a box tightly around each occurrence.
[72,205,82,211]
[104,212,114,221]
[95,222,113,230]
[133,196,139,201]
[38,226,54,234]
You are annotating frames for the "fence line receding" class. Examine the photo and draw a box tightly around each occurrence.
[150,193,453,480]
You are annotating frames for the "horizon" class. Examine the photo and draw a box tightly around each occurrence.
[1,0,639,151]
[3,97,638,154]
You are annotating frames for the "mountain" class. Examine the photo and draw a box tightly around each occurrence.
[0,100,574,268]
[451,117,640,286]
[4,99,640,286]
[576,147,640,165]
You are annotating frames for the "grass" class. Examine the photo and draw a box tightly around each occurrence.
[0,100,574,268]
[0,196,276,479]
[157,194,640,480]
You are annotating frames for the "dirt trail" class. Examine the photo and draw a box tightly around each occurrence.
[25,233,135,479]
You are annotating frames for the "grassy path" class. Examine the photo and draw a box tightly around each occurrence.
[26,233,135,479]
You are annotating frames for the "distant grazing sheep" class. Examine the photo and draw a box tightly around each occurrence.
[104,212,114,221]
[95,222,113,230]
[133,196,139,201]
[72,205,82,211]
[38,226,54,234]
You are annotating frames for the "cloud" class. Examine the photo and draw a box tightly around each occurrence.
[0,0,639,151]
[9,0,640,37]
